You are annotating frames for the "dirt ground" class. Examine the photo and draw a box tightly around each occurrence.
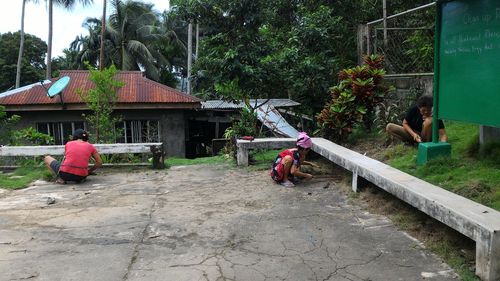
[0,164,459,281]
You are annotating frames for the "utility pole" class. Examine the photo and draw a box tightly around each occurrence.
[383,0,388,49]
[187,21,193,95]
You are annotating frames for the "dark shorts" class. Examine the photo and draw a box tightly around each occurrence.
[50,160,87,183]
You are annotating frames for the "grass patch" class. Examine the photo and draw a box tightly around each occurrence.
[0,166,51,190]
[165,155,230,167]
[385,121,500,210]
[248,149,281,170]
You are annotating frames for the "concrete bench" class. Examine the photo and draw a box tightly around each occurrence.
[0,143,165,169]
[236,137,500,281]
[236,138,296,166]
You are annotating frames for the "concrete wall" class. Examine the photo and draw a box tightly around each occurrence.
[480,126,500,145]
[160,110,186,158]
[6,109,189,158]
[385,75,434,99]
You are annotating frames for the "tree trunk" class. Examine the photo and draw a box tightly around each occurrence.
[195,23,199,60]
[16,0,27,88]
[99,0,107,70]
[187,21,193,95]
[46,0,53,79]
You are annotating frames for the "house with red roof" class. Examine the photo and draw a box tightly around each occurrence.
[0,70,201,157]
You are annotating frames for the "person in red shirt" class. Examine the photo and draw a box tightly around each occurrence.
[44,129,102,184]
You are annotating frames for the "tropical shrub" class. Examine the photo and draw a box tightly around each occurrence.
[12,127,54,145]
[78,64,124,143]
[0,105,20,145]
[317,54,392,142]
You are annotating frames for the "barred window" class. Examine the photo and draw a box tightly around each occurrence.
[36,122,85,145]
[117,120,160,143]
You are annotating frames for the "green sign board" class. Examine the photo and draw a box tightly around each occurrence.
[437,0,500,127]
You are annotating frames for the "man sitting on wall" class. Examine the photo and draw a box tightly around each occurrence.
[386,95,448,144]
[44,129,102,184]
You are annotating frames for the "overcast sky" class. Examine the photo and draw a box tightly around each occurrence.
[0,0,170,57]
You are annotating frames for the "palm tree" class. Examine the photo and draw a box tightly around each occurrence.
[106,0,163,80]
[153,10,188,87]
[46,0,94,79]
[69,18,103,68]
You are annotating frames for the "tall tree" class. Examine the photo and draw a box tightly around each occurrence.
[105,0,163,80]
[16,0,29,88]
[0,32,47,92]
[65,1,186,87]
[99,0,106,70]
[45,0,94,79]
[180,0,276,108]
[70,18,102,68]
[78,64,124,143]
[153,10,188,87]
[173,0,401,115]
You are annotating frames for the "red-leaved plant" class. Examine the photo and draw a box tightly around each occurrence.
[317,54,392,142]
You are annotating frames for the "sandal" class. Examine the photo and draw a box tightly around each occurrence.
[280,180,295,187]
[55,178,66,184]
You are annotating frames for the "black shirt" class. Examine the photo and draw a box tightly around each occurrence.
[404,106,444,133]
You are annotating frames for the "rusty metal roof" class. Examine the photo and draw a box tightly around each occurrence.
[0,70,201,109]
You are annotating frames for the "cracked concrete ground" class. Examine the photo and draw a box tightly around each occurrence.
[0,164,457,281]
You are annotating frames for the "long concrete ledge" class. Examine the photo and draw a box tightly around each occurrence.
[237,137,500,281]
[0,143,165,169]
[0,143,163,156]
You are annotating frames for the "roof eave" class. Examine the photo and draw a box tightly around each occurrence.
[1,103,201,112]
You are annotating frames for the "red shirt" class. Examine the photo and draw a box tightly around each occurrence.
[59,140,97,176]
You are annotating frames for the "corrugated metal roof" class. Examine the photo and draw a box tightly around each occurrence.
[0,71,201,108]
[201,99,300,109]
[0,80,52,99]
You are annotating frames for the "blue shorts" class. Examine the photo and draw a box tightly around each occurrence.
[49,160,61,174]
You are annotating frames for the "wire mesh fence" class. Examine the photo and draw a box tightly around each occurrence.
[365,3,436,75]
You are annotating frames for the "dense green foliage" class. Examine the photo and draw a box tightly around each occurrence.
[12,127,54,145]
[173,0,433,116]
[77,65,124,143]
[0,105,21,145]
[223,107,258,139]
[0,32,47,92]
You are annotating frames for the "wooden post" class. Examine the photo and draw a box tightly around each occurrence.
[357,24,368,65]
[150,144,165,169]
